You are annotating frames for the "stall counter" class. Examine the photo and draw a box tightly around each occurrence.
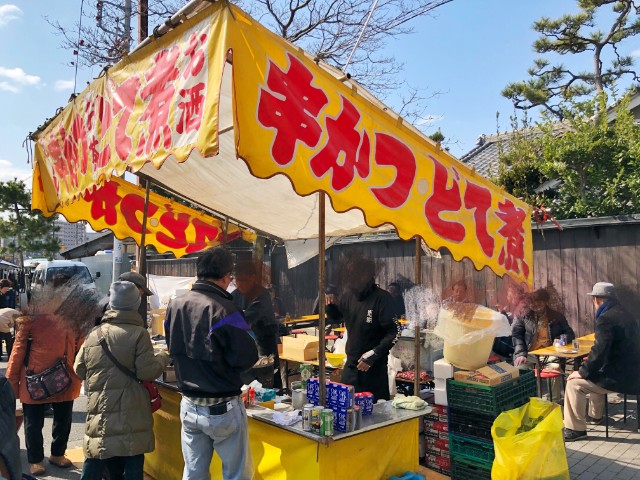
[145,382,428,480]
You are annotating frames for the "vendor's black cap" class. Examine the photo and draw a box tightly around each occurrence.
[119,271,153,296]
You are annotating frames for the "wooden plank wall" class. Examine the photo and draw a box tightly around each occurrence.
[271,222,640,336]
[144,222,640,338]
[147,258,197,277]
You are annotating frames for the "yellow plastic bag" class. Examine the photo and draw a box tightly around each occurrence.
[491,397,570,480]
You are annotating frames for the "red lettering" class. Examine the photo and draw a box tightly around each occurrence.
[310,96,370,190]
[371,133,416,209]
[70,114,89,176]
[177,83,206,134]
[156,208,190,249]
[257,53,328,166]
[183,32,207,79]
[120,194,159,234]
[185,217,221,253]
[424,157,465,242]
[140,46,181,155]
[84,181,122,226]
[463,182,494,257]
[85,94,112,170]
[112,76,142,161]
[496,199,529,277]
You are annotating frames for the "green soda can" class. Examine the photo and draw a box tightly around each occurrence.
[320,408,334,437]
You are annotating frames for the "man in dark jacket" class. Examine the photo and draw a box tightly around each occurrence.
[512,288,574,401]
[328,255,400,401]
[233,261,281,389]
[165,247,258,480]
[563,282,640,441]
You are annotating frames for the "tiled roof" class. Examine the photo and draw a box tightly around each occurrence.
[460,134,510,178]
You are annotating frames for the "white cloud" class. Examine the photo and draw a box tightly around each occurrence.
[0,67,40,86]
[54,79,75,91]
[631,49,640,58]
[0,66,41,93]
[415,114,444,126]
[0,81,18,93]
[0,4,21,27]
[0,159,32,182]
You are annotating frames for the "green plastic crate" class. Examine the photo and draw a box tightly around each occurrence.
[450,454,492,480]
[446,369,536,416]
[449,433,495,464]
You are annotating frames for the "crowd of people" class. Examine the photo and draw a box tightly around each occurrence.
[0,246,638,479]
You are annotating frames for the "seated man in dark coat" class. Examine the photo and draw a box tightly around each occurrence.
[563,282,640,441]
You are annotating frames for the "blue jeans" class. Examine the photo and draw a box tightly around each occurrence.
[80,454,144,480]
[180,396,253,480]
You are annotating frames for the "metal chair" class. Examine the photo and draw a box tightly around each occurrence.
[603,393,640,438]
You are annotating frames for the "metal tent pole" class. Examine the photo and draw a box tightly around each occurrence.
[414,239,422,396]
[318,192,327,406]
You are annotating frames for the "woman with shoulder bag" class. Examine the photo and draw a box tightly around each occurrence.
[74,281,170,480]
[6,276,84,477]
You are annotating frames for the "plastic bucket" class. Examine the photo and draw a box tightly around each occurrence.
[441,305,496,370]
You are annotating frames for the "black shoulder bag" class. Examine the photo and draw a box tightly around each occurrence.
[96,328,162,413]
[24,334,71,401]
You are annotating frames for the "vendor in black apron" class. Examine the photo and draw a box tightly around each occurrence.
[327,255,400,401]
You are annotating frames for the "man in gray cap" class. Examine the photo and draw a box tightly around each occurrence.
[120,272,154,328]
[563,282,640,441]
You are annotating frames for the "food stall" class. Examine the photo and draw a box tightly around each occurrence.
[29,1,533,478]
[149,382,426,480]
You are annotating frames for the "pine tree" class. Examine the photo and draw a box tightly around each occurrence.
[502,0,640,119]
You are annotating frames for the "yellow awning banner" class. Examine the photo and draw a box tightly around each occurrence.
[31,2,533,285]
[32,164,255,257]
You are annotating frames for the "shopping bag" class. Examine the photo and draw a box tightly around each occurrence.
[491,397,570,480]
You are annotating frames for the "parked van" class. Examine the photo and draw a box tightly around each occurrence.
[31,260,97,291]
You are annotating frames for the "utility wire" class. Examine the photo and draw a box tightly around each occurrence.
[343,0,379,72]
[73,0,85,96]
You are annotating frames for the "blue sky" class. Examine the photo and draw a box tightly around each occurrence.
[0,0,638,185]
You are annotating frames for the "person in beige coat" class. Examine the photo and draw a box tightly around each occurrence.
[74,281,170,480]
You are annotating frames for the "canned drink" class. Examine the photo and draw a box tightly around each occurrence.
[352,405,362,430]
[302,404,314,432]
[345,407,354,432]
[311,406,323,434]
[560,334,567,346]
[320,408,334,436]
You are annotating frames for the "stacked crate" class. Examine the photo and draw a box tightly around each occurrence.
[423,404,450,475]
[446,369,536,480]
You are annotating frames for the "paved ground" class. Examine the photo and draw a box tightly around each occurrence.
[3,358,640,479]
[565,395,640,480]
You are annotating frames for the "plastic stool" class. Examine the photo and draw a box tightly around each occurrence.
[291,329,307,337]
[535,368,564,403]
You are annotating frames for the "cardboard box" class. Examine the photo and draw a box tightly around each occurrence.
[281,335,319,361]
[453,361,520,386]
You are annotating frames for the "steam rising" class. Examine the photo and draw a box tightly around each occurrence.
[27,275,104,336]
